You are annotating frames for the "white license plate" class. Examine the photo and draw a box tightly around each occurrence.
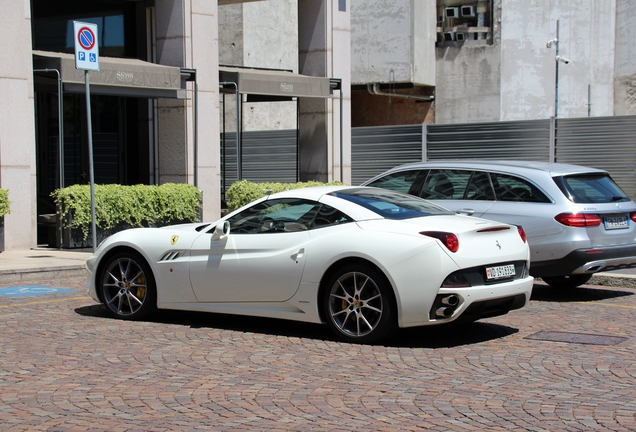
[486,264,516,280]
[604,216,629,230]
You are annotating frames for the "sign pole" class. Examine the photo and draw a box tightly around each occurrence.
[73,21,100,252]
[85,70,97,252]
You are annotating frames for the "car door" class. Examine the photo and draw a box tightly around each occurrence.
[189,198,318,303]
[418,169,495,217]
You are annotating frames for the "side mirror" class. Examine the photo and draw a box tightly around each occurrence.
[212,221,230,240]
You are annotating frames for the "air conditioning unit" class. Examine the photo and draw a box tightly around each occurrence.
[445,7,459,18]
[443,32,455,41]
[456,32,466,42]
[461,5,475,17]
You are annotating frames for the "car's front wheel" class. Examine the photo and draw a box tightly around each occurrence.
[99,251,157,320]
[542,274,593,289]
[324,264,397,344]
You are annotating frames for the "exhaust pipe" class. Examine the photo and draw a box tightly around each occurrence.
[441,295,459,307]
[436,307,454,318]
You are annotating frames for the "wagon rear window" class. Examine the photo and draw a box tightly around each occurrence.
[555,174,630,204]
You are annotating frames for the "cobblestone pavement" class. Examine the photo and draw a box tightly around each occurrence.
[1,274,636,431]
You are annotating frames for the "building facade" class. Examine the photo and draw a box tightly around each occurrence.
[435,0,629,122]
[350,0,636,124]
[0,0,349,251]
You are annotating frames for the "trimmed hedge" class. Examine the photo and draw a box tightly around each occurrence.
[226,180,345,211]
[0,189,9,217]
[52,183,202,239]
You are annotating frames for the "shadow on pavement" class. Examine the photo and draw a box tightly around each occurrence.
[531,283,634,303]
[75,304,517,348]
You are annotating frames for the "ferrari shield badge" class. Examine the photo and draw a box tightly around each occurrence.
[170,235,179,246]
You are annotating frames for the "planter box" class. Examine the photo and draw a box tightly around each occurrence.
[58,218,187,249]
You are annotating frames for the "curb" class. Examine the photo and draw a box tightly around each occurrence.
[589,273,636,289]
[0,265,88,284]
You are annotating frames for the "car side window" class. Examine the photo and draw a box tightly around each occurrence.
[309,204,353,229]
[225,198,320,234]
[420,169,470,200]
[465,171,495,200]
[366,170,424,194]
[490,173,550,203]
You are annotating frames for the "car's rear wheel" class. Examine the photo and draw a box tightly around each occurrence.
[99,251,157,320]
[324,265,397,344]
[542,274,593,289]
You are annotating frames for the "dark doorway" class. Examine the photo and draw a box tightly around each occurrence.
[31,0,152,245]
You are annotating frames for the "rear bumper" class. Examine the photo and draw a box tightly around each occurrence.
[530,243,636,277]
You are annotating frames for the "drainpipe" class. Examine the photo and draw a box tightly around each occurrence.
[367,83,434,102]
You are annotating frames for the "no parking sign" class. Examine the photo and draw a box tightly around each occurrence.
[73,21,100,71]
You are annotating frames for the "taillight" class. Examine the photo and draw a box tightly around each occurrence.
[554,213,601,227]
[517,226,527,243]
[631,213,636,223]
[421,231,459,252]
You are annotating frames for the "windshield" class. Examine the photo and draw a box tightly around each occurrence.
[555,174,630,204]
[331,188,454,220]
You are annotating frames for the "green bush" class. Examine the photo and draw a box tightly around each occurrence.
[226,180,345,211]
[52,183,202,239]
[0,189,9,217]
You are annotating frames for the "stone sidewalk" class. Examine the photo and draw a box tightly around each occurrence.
[0,248,91,283]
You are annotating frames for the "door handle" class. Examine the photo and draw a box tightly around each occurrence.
[290,248,305,263]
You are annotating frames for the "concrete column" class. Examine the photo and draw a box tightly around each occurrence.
[155,0,188,186]
[190,1,221,221]
[155,0,221,221]
[298,0,351,183]
[0,0,37,249]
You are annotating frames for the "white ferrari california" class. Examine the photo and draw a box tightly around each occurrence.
[86,186,533,343]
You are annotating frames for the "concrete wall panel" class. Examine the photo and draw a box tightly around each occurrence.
[435,45,501,124]
[244,0,298,71]
[436,0,619,123]
[614,0,636,114]
[351,0,414,84]
[0,0,37,249]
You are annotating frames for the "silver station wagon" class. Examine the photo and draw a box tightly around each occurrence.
[362,160,636,288]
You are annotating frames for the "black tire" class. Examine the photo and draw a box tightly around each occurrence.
[99,251,157,320]
[542,274,593,289]
[323,264,397,344]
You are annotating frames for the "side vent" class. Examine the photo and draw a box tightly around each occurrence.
[160,250,185,261]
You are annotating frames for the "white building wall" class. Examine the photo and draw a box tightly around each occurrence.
[0,0,37,249]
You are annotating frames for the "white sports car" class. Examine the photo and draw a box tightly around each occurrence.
[86,186,533,343]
